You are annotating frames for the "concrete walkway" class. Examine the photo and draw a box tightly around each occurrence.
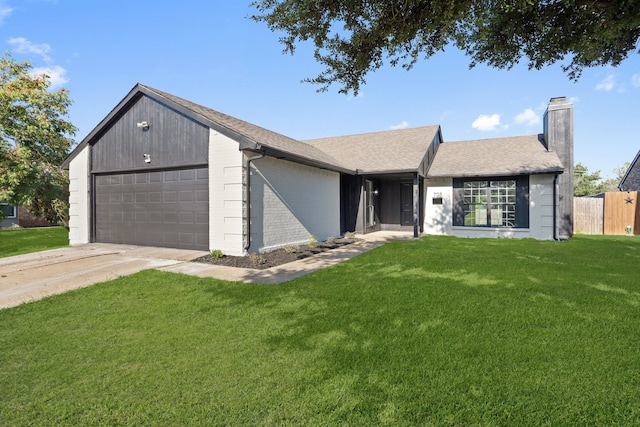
[0,231,415,309]
[160,231,415,284]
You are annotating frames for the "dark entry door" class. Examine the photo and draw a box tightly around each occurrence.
[94,167,209,250]
[401,182,413,226]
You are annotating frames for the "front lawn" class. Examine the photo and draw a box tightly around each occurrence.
[1,235,639,425]
[0,227,68,258]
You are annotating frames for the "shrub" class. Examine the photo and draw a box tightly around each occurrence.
[284,245,298,254]
[210,249,224,259]
[308,235,318,248]
[344,231,356,239]
[326,236,336,245]
[248,253,266,266]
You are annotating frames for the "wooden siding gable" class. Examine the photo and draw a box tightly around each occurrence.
[90,94,209,173]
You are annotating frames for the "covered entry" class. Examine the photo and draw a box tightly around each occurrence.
[94,167,209,250]
[341,173,424,236]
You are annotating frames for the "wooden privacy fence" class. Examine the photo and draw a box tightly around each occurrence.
[574,191,640,235]
[574,197,604,234]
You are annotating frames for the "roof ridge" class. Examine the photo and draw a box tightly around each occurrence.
[304,124,440,142]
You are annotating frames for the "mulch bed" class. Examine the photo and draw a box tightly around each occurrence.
[193,238,360,270]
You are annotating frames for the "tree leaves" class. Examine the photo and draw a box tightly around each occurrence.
[0,54,76,225]
[251,0,640,94]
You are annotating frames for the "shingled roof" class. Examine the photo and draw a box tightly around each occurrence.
[305,126,441,174]
[138,85,350,173]
[63,84,565,180]
[427,135,564,178]
[62,84,351,173]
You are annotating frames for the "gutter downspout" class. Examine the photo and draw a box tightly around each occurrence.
[244,151,265,251]
[553,174,558,240]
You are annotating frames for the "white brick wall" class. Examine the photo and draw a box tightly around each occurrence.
[209,130,244,256]
[528,174,556,240]
[423,178,453,235]
[68,146,90,245]
[424,174,557,240]
[249,156,340,253]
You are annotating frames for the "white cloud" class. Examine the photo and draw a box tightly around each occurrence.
[0,2,13,24]
[8,36,69,87]
[389,120,408,130]
[632,74,640,89]
[596,75,616,91]
[471,114,501,131]
[30,65,68,88]
[8,37,53,62]
[514,108,540,126]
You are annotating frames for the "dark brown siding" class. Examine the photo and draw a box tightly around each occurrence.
[91,94,209,173]
[544,99,573,239]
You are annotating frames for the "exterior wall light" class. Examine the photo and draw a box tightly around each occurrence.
[143,153,151,164]
[136,121,150,131]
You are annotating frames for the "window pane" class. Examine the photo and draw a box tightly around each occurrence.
[461,180,517,228]
[463,182,488,226]
[1,203,16,218]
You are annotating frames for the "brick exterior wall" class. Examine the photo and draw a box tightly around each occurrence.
[18,206,54,228]
[249,156,340,253]
[423,174,557,240]
[209,130,244,256]
[68,145,90,245]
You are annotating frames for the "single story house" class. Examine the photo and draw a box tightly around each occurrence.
[0,202,17,228]
[619,150,640,191]
[62,85,574,256]
[0,204,54,228]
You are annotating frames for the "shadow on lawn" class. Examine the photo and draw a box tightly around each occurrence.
[193,235,640,424]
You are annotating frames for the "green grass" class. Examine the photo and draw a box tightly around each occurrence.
[0,227,68,257]
[1,235,639,425]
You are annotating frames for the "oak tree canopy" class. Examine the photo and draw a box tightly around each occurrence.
[251,1,640,94]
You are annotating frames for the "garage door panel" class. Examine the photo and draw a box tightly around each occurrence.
[95,167,209,250]
[196,212,208,225]
[196,189,208,202]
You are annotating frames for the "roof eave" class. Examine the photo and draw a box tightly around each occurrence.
[618,150,640,190]
[61,83,264,169]
[358,168,422,176]
[250,146,355,174]
[427,167,564,179]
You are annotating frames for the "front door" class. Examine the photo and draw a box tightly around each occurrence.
[401,182,413,226]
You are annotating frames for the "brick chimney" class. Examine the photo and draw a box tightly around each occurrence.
[543,97,574,239]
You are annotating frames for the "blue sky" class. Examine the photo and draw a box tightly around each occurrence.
[3,0,639,178]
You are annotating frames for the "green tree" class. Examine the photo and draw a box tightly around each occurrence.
[599,161,632,192]
[574,163,607,197]
[0,54,76,225]
[251,1,640,94]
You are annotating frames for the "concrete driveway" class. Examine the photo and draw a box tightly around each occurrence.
[0,243,208,310]
[0,231,416,310]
